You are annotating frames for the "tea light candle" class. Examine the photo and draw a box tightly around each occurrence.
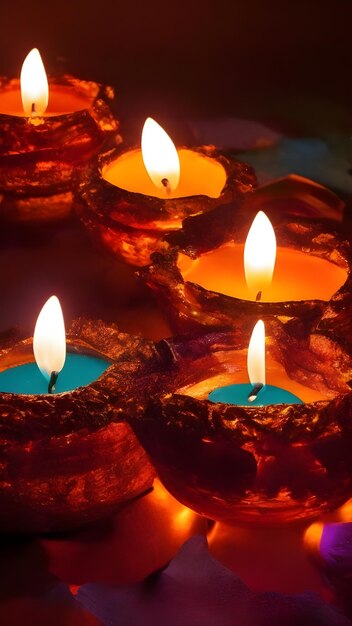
[0,296,109,394]
[208,320,303,406]
[103,117,227,201]
[0,84,91,117]
[179,211,347,303]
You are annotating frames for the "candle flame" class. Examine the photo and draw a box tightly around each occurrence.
[141,117,180,192]
[33,296,66,382]
[247,320,266,386]
[20,48,49,116]
[244,211,277,300]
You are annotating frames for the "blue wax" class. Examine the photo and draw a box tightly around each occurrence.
[0,353,110,395]
[208,383,303,406]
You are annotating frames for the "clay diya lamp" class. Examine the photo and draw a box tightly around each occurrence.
[143,211,350,339]
[0,303,155,534]
[0,48,120,224]
[76,117,256,267]
[127,322,352,525]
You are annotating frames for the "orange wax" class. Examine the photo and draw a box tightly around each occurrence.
[102,148,227,199]
[178,242,347,302]
[0,85,92,116]
[178,349,330,403]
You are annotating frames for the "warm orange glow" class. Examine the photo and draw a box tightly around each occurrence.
[33,296,66,381]
[247,320,266,386]
[336,498,352,522]
[304,521,324,554]
[178,244,347,303]
[244,211,277,300]
[103,148,226,200]
[141,117,180,192]
[20,48,49,116]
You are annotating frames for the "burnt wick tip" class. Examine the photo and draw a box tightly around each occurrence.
[48,371,59,394]
[255,291,262,302]
[248,383,264,402]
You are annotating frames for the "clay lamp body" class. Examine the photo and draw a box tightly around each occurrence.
[0,48,120,224]
[77,117,256,267]
[128,323,352,525]
[144,210,350,339]
[0,299,155,533]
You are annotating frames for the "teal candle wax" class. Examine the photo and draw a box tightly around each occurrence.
[208,383,303,406]
[0,353,110,395]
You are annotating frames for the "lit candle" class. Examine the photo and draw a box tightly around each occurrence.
[0,48,93,117]
[208,320,303,405]
[244,211,277,301]
[103,117,227,201]
[141,117,180,193]
[178,211,347,303]
[20,48,49,117]
[0,296,109,394]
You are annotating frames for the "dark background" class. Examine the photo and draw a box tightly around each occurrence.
[0,0,352,135]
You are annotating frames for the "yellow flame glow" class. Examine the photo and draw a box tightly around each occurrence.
[244,211,277,300]
[20,48,49,116]
[141,117,180,192]
[33,296,66,381]
[247,320,266,386]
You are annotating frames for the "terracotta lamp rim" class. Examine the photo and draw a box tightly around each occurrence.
[143,219,352,340]
[101,144,229,200]
[143,326,352,442]
[84,144,255,219]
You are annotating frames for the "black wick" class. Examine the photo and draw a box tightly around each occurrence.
[48,371,59,394]
[255,291,262,302]
[161,177,171,193]
[31,102,36,116]
[248,383,264,402]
